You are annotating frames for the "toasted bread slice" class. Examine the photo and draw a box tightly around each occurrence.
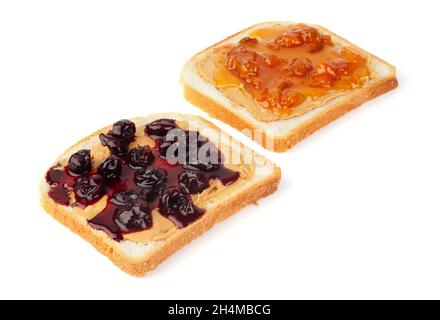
[40,113,281,276]
[182,21,398,152]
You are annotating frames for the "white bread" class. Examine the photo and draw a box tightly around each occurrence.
[40,113,281,276]
[181,21,398,152]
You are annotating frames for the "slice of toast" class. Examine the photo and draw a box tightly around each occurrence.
[181,21,398,152]
[40,113,281,276]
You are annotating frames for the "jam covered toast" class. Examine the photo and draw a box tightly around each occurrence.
[40,113,281,276]
[182,22,398,152]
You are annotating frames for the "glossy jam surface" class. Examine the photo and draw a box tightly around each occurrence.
[46,166,76,206]
[45,120,240,241]
[213,24,371,117]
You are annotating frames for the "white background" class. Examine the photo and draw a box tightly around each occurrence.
[0,0,439,300]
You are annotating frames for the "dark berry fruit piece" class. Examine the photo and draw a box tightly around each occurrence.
[68,149,92,175]
[178,170,208,194]
[114,203,152,232]
[159,186,195,217]
[111,188,155,206]
[145,118,177,137]
[128,146,154,169]
[112,119,136,141]
[99,133,129,156]
[75,175,104,202]
[98,155,123,181]
[159,186,205,227]
[111,189,138,206]
[134,167,167,188]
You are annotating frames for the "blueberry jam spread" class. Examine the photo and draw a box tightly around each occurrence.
[45,119,240,241]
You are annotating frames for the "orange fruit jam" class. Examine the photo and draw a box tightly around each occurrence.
[213,24,371,117]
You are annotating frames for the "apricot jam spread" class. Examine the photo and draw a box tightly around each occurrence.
[45,119,240,242]
[198,23,371,121]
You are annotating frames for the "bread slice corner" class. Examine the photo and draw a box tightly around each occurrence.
[181,21,398,152]
[40,113,281,276]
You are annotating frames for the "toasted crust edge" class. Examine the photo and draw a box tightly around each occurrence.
[40,114,281,276]
[182,21,398,152]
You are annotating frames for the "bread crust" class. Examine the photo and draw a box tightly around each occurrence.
[182,22,398,152]
[40,114,281,276]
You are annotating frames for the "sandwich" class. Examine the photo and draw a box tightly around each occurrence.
[182,22,398,152]
[40,113,281,276]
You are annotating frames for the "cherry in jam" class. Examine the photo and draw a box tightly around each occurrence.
[98,155,123,181]
[145,118,177,138]
[178,170,208,194]
[99,133,129,156]
[112,119,136,141]
[68,149,91,175]
[75,175,105,204]
[159,186,205,228]
[128,146,154,169]
[46,119,240,241]
[134,167,167,189]
[98,119,136,156]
